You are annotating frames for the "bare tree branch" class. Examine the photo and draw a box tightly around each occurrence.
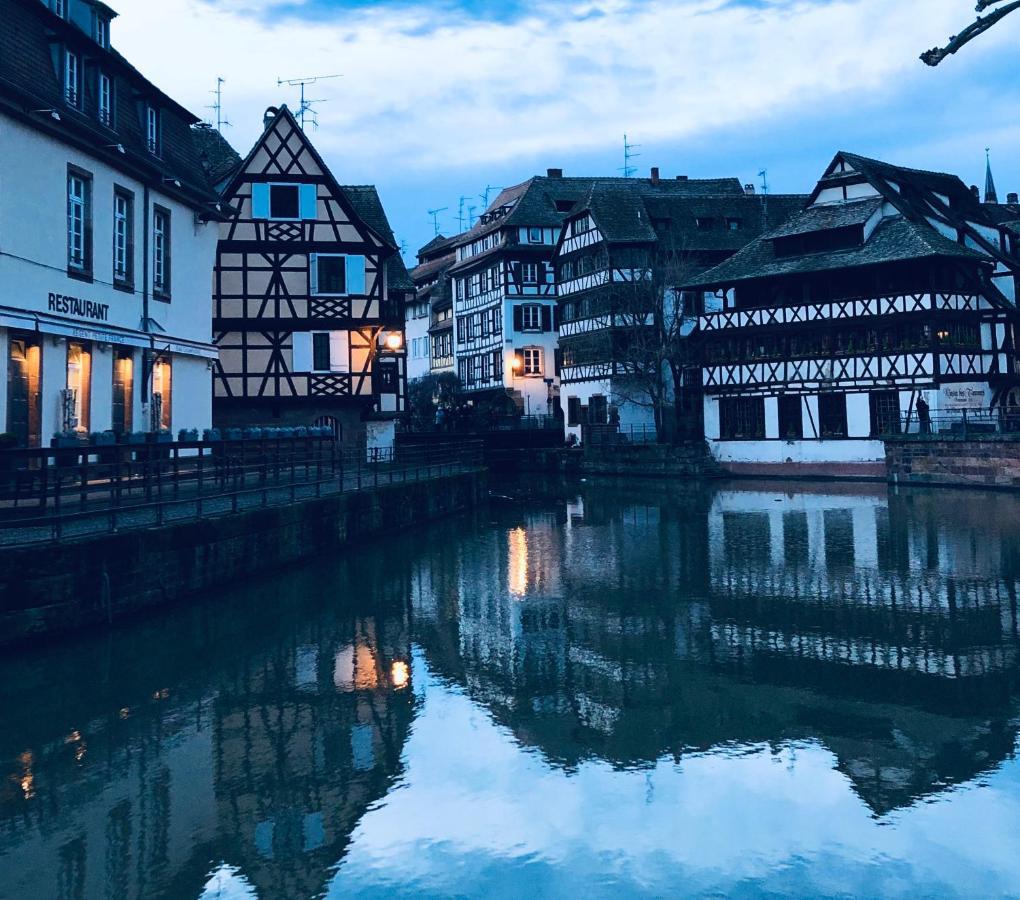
[921,0,1020,66]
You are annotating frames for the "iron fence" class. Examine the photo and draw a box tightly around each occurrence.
[0,437,483,546]
[583,424,660,446]
[881,409,1020,439]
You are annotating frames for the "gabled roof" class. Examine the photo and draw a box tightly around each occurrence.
[768,197,882,238]
[417,234,459,259]
[190,123,241,191]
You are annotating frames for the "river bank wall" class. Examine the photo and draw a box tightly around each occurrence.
[886,437,1020,489]
[0,469,486,648]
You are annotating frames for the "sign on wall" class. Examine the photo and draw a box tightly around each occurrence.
[48,292,109,322]
[941,385,987,409]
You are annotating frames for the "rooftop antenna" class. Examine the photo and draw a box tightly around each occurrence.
[758,168,770,226]
[276,73,342,130]
[428,206,448,237]
[207,77,231,131]
[400,239,409,259]
[480,185,500,209]
[468,204,478,227]
[620,133,641,178]
[457,195,471,231]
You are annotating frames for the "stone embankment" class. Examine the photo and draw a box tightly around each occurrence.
[0,470,485,648]
[886,437,1020,489]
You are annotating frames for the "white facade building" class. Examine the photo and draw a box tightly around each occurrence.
[0,0,226,447]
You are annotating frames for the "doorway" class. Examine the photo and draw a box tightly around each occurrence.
[7,335,42,447]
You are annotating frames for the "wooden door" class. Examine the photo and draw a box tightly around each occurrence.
[7,336,42,447]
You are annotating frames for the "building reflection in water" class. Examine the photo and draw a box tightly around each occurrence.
[411,480,1020,815]
[0,557,416,900]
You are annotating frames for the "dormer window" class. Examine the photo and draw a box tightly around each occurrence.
[727,218,742,230]
[696,217,715,229]
[95,15,109,49]
[64,50,79,107]
[146,105,160,155]
[98,73,112,127]
[53,0,67,18]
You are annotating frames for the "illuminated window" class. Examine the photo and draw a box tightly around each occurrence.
[66,342,92,432]
[522,346,542,376]
[152,358,172,431]
[112,350,133,435]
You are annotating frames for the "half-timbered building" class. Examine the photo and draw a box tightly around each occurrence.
[407,233,460,380]
[449,170,595,417]
[686,152,1020,476]
[555,171,805,441]
[212,105,409,450]
[0,0,228,446]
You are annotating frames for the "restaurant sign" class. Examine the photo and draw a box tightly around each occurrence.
[48,292,109,322]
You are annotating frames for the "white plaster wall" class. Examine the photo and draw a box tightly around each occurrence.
[90,344,114,432]
[0,331,7,428]
[366,420,395,456]
[405,311,431,382]
[703,396,721,440]
[169,354,213,435]
[709,438,886,465]
[41,338,65,440]
[846,392,871,438]
[764,396,779,439]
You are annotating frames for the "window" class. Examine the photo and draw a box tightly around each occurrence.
[64,50,79,107]
[567,396,581,427]
[270,184,300,219]
[719,396,765,440]
[98,73,112,127]
[112,350,133,435]
[726,218,742,230]
[778,395,803,440]
[314,255,346,295]
[696,217,715,229]
[527,227,543,243]
[521,304,541,331]
[522,347,542,376]
[65,342,91,433]
[869,390,901,436]
[54,0,67,16]
[312,333,331,371]
[67,169,91,274]
[95,15,109,48]
[151,358,172,431]
[522,262,538,284]
[573,216,591,236]
[146,105,160,155]
[152,207,171,298]
[818,393,848,438]
[113,190,133,285]
[589,394,608,424]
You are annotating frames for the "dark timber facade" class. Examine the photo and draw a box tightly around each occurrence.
[211,106,408,448]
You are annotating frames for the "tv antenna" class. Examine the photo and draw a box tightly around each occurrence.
[620,133,640,178]
[207,76,231,131]
[457,196,471,231]
[428,206,448,237]
[479,185,500,209]
[758,168,770,226]
[276,73,342,129]
[468,205,478,227]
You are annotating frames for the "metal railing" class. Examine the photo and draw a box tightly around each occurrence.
[582,424,660,446]
[426,414,561,433]
[0,437,483,546]
[880,409,1020,439]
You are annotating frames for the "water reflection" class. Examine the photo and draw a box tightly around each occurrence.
[3,479,1020,897]
[410,481,1020,816]
[0,559,416,900]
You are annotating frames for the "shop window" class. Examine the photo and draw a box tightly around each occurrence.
[151,358,172,431]
[112,350,133,435]
[65,342,92,433]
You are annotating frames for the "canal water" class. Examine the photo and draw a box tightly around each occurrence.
[3,477,1020,898]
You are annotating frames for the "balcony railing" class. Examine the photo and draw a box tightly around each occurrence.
[879,409,1020,440]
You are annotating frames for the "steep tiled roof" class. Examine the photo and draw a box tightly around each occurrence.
[0,0,223,212]
[417,234,459,259]
[769,197,881,238]
[190,124,241,191]
[685,215,989,289]
[343,185,414,291]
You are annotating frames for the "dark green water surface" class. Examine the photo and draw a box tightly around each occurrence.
[3,477,1020,898]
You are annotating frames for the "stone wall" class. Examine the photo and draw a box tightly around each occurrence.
[580,442,724,478]
[886,437,1020,489]
[0,470,486,648]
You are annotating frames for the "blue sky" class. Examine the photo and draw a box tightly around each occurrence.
[114,0,1020,258]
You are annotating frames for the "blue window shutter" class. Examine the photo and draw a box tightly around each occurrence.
[252,183,269,219]
[346,255,365,295]
[309,253,318,295]
[300,184,317,220]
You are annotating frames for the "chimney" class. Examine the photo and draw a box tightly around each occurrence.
[675,175,688,182]
[970,184,980,200]
[744,183,756,195]
[1008,192,1019,204]
[263,106,279,130]
[547,168,563,178]
[650,167,660,185]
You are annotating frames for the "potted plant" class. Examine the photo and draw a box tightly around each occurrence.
[203,428,221,442]
[178,428,199,442]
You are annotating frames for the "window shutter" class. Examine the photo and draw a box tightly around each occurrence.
[554,348,562,376]
[541,306,552,332]
[293,332,312,372]
[512,305,523,332]
[329,331,350,373]
[252,183,270,219]
[553,304,560,332]
[346,255,366,295]
[309,253,318,295]
[299,184,317,220]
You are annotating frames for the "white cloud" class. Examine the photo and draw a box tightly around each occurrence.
[110,0,1003,173]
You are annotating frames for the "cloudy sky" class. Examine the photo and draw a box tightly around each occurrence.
[113,0,1020,257]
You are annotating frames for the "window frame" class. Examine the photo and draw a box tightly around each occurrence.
[64,49,80,108]
[152,205,171,300]
[267,183,302,221]
[67,166,92,279]
[311,332,331,372]
[527,227,543,244]
[522,346,543,377]
[112,187,134,288]
[311,253,349,297]
[98,72,113,127]
[145,104,160,156]
[95,14,109,48]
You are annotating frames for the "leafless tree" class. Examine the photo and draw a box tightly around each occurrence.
[921,0,1020,66]
[609,238,698,440]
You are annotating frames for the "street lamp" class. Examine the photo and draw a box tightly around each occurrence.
[383,331,403,351]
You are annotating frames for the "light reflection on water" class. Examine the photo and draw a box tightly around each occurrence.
[2,478,1020,898]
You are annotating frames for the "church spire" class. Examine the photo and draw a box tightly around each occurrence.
[985,148,999,204]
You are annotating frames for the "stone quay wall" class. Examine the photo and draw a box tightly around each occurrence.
[580,442,724,478]
[0,469,486,648]
[886,437,1020,489]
